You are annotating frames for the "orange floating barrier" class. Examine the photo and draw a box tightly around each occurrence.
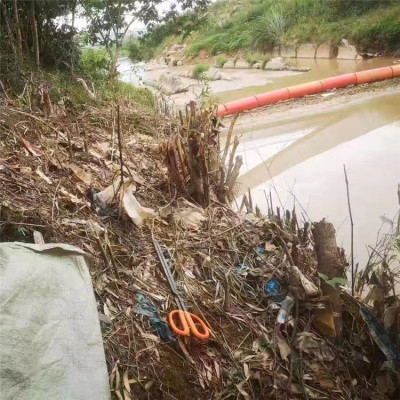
[217,65,400,117]
[223,96,259,115]
[216,104,228,117]
[320,73,357,91]
[391,64,400,77]
[356,66,393,84]
[256,88,290,107]
[288,81,323,98]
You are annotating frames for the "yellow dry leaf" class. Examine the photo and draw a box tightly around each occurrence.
[36,167,53,184]
[59,187,85,205]
[236,382,250,400]
[123,389,132,400]
[115,390,123,400]
[104,303,111,318]
[214,361,221,380]
[123,370,130,392]
[243,363,250,380]
[69,163,92,184]
[105,287,120,299]
[115,366,121,391]
[19,166,32,174]
[206,369,212,381]
[177,337,195,364]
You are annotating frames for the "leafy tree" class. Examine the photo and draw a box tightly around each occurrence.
[79,0,209,80]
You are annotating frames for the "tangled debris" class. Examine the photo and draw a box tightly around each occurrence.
[0,98,399,400]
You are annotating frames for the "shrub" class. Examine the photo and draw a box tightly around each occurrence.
[80,48,111,81]
[245,53,261,67]
[192,63,210,79]
[215,55,227,67]
[117,82,155,110]
[125,39,154,62]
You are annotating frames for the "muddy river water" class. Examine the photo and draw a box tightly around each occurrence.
[119,58,400,266]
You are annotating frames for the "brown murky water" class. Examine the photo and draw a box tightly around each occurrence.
[119,58,400,265]
[234,91,400,267]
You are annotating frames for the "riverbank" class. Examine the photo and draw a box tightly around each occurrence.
[1,81,399,398]
[118,57,400,109]
[132,0,400,64]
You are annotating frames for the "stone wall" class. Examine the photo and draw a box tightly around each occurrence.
[297,43,317,58]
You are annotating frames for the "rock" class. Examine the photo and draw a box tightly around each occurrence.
[177,59,184,66]
[288,67,311,72]
[297,43,317,58]
[206,68,222,80]
[337,38,358,59]
[223,59,236,69]
[253,62,261,69]
[171,44,185,52]
[145,73,188,95]
[356,54,363,60]
[234,59,250,69]
[265,57,287,71]
[281,45,296,58]
[316,44,337,59]
[171,58,178,66]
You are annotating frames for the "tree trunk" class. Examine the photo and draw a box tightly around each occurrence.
[0,0,17,58]
[13,0,22,59]
[110,44,121,82]
[31,0,40,68]
[71,0,77,71]
[312,220,346,339]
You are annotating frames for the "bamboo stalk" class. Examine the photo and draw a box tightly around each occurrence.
[222,112,239,165]
[343,164,354,296]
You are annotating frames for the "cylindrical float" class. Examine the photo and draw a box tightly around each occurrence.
[355,66,393,84]
[320,73,357,91]
[217,104,228,117]
[223,96,259,115]
[391,64,400,77]
[256,88,290,107]
[217,65,400,117]
[288,81,323,98]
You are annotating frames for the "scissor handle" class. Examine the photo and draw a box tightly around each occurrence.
[168,310,210,339]
[169,310,190,336]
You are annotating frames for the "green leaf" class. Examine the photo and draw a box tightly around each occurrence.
[318,273,329,281]
[332,277,348,286]
[325,279,337,288]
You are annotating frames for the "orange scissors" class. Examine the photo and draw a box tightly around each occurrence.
[153,237,210,339]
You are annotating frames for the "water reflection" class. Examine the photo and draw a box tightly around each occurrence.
[235,92,400,266]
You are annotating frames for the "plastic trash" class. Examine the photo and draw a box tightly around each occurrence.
[276,295,295,324]
[360,305,398,364]
[234,263,249,275]
[265,280,286,303]
[256,246,266,255]
[133,293,175,342]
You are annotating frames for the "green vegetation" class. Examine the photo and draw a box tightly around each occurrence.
[245,53,270,68]
[139,0,400,58]
[81,48,111,81]
[192,63,210,79]
[215,55,228,68]
[123,39,155,62]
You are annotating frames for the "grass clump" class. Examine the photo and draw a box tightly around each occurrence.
[260,56,271,70]
[192,63,210,79]
[215,55,228,68]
